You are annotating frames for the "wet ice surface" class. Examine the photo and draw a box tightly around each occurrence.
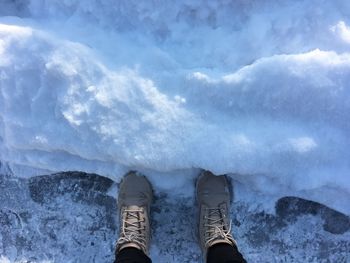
[0,172,349,263]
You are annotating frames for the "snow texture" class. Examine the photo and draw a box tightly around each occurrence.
[0,0,350,261]
[0,172,349,262]
[0,0,349,214]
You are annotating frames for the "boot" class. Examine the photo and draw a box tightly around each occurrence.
[116,171,153,255]
[196,170,237,260]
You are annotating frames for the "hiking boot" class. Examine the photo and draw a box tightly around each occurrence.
[196,170,237,258]
[116,171,153,255]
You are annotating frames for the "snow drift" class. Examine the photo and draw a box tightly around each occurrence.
[0,0,349,213]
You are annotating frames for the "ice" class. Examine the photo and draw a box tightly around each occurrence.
[0,172,349,263]
[0,0,350,218]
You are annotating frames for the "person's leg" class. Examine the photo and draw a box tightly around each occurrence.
[197,171,247,263]
[207,243,246,263]
[114,171,153,263]
[114,247,151,263]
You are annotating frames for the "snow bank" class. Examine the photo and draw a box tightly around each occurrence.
[0,0,350,213]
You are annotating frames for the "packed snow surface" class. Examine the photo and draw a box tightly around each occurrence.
[0,0,350,213]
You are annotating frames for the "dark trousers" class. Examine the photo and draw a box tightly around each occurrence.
[114,243,247,263]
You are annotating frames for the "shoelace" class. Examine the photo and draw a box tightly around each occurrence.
[117,207,147,253]
[204,207,234,248]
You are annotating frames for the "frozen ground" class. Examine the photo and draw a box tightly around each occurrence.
[0,171,349,262]
[1,0,350,262]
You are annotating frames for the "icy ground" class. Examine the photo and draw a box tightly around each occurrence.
[0,171,349,263]
[1,0,350,262]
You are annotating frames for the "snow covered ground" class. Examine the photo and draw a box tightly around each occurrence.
[0,171,349,262]
[0,0,350,262]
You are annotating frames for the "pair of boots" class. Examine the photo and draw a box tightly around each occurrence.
[115,170,238,262]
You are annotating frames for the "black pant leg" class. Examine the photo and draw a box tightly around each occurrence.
[207,243,247,263]
[114,247,152,263]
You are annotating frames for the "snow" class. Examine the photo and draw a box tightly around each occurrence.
[0,172,349,263]
[332,21,350,44]
[0,0,349,248]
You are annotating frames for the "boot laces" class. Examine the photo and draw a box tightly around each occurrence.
[204,207,234,247]
[117,207,147,254]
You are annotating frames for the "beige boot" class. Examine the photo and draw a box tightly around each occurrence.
[116,171,153,255]
[197,170,237,259]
